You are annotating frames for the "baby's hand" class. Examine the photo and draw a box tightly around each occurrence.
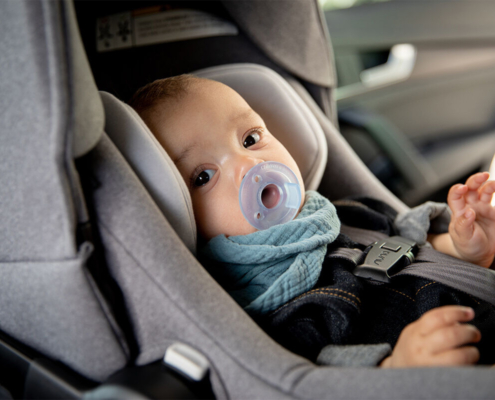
[448,172,495,268]
[380,306,480,368]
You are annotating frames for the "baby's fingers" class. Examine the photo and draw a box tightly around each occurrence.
[466,172,490,192]
[451,207,476,242]
[426,324,481,355]
[417,306,475,336]
[479,180,495,203]
[447,184,468,214]
[430,346,480,366]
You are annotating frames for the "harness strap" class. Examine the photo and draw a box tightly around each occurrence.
[333,225,495,307]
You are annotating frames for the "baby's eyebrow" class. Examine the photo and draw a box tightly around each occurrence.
[231,108,255,123]
[173,142,198,167]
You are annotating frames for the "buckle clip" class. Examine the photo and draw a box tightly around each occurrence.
[353,236,418,283]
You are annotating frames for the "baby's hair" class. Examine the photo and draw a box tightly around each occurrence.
[129,74,205,117]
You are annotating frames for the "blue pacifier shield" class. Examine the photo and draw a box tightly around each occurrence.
[239,161,302,230]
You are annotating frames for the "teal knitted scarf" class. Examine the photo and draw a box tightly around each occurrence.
[198,191,340,315]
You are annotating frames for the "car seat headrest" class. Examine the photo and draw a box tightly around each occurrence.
[100,63,326,251]
[100,92,197,253]
[194,64,327,190]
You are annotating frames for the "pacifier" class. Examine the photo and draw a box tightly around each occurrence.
[239,161,302,230]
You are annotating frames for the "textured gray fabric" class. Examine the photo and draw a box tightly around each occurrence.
[100,91,196,254]
[317,343,391,367]
[195,64,327,191]
[222,0,335,87]
[292,366,495,399]
[395,201,451,246]
[0,0,102,261]
[0,0,125,382]
[0,242,127,380]
[0,0,77,261]
[65,1,104,158]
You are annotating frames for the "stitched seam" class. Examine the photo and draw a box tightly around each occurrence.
[291,288,361,304]
[291,290,360,309]
[324,292,360,308]
[469,294,481,305]
[318,288,361,303]
[384,287,415,302]
[415,281,437,295]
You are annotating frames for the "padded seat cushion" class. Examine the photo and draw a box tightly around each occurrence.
[100,91,197,254]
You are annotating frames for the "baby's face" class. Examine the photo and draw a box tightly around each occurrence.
[148,79,305,240]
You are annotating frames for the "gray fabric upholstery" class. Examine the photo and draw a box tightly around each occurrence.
[292,366,495,399]
[66,1,104,158]
[317,343,391,367]
[0,0,125,381]
[0,0,102,261]
[0,0,74,261]
[0,0,103,262]
[100,91,196,254]
[195,64,328,191]
[222,0,335,88]
[0,242,127,380]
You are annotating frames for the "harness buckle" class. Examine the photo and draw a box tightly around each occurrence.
[353,236,418,283]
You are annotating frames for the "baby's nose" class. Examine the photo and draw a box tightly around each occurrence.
[237,157,263,187]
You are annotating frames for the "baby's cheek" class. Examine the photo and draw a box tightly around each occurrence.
[193,195,256,240]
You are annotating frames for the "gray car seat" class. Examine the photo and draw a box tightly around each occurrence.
[2,0,495,399]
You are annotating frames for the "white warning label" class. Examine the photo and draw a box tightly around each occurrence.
[134,9,238,46]
[96,8,238,52]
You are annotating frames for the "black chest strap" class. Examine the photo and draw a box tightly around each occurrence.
[329,225,495,307]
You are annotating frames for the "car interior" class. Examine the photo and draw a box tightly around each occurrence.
[325,0,495,205]
[1,0,495,399]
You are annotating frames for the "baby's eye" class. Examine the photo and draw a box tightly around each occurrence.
[243,131,261,148]
[193,169,216,187]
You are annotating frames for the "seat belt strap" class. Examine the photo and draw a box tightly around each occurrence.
[397,261,495,307]
[331,225,495,307]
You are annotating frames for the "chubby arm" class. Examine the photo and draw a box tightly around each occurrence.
[380,306,481,368]
[427,232,460,260]
[429,172,495,268]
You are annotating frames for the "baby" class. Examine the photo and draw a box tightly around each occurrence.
[130,74,495,368]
